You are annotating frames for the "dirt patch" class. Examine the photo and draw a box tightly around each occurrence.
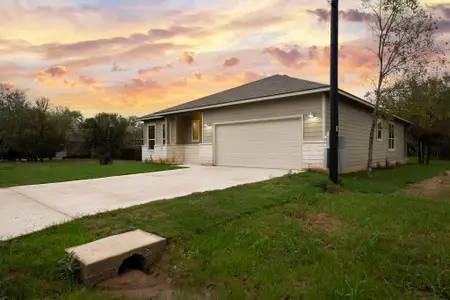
[404,171,450,197]
[96,270,176,299]
[297,212,342,233]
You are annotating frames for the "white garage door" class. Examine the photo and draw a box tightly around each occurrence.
[215,117,303,170]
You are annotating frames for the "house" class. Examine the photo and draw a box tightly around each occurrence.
[138,75,411,173]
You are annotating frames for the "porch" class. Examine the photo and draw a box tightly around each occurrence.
[142,112,214,165]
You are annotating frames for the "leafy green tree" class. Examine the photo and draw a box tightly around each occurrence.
[82,113,129,165]
[387,74,450,163]
[0,84,29,159]
[362,0,445,175]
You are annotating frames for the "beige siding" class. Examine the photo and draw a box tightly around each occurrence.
[203,94,324,143]
[325,96,330,133]
[339,100,406,168]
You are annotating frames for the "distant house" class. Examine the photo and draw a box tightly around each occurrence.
[138,75,411,173]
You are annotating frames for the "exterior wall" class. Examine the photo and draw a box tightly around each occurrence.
[303,141,327,169]
[142,144,212,165]
[338,99,407,171]
[202,94,325,143]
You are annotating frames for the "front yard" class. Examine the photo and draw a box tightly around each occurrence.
[1,160,450,299]
[0,159,179,187]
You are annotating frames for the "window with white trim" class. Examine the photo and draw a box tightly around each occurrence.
[191,119,200,142]
[148,124,155,150]
[388,123,395,150]
[167,121,171,145]
[162,123,166,145]
[377,120,383,141]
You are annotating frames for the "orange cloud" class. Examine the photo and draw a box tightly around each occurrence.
[36,65,68,79]
[193,71,203,80]
[179,51,195,64]
[172,77,189,86]
[223,57,240,68]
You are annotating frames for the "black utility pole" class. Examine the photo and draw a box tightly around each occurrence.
[329,0,339,183]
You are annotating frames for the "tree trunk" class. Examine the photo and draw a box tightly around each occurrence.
[418,141,423,164]
[426,144,431,165]
[367,119,377,176]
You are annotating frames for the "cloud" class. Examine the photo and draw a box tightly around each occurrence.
[138,66,164,75]
[339,9,374,22]
[148,26,199,39]
[429,4,450,19]
[0,62,22,75]
[172,77,189,86]
[0,80,14,89]
[193,71,203,80]
[179,51,195,64]
[112,63,126,72]
[223,57,240,67]
[308,8,373,23]
[263,46,305,69]
[437,19,450,33]
[36,65,68,84]
[37,65,68,78]
[307,8,330,22]
[78,75,99,87]
[213,69,265,84]
[130,77,161,89]
[243,70,264,83]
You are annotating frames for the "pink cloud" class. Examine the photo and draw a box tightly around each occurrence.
[37,65,68,78]
[263,46,305,69]
[138,66,164,75]
[244,70,264,83]
[223,57,240,68]
[111,63,126,72]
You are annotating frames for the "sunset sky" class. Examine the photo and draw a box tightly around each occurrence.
[0,0,449,117]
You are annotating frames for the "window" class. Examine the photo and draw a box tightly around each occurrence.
[377,120,383,141]
[148,124,155,150]
[388,123,395,150]
[191,119,200,142]
[162,123,166,145]
[167,121,171,145]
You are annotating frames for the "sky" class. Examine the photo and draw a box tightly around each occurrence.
[0,0,449,117]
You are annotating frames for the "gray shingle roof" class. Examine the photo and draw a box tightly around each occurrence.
[140,74,328,119]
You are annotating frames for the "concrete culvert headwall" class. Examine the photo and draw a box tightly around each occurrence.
[118,253,148,274]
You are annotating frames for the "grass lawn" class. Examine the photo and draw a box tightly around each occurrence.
[1,160,450,299]
[0,159,179,187]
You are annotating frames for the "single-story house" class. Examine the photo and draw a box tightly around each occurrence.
[138,74,411,173]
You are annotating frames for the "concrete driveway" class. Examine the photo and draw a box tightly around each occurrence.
[0,166,291,240]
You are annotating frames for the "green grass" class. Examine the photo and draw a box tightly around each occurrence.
[1,160,450,299]
[0,159,179,187]
[342,159,450,193]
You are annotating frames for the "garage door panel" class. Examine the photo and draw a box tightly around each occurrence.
[215,118,302,170]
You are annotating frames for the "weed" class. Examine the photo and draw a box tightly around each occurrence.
[57,252,81,283]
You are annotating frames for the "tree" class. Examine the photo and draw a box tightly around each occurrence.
[362,0,445,175]
[82,113,129,165]
[0,84,29,159]
[0,85,82,161]
[386,74,450,163]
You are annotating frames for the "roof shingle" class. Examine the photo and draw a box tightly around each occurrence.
[140,74,328,119]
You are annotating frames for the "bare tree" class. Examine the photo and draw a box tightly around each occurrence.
[363,0,445,176]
